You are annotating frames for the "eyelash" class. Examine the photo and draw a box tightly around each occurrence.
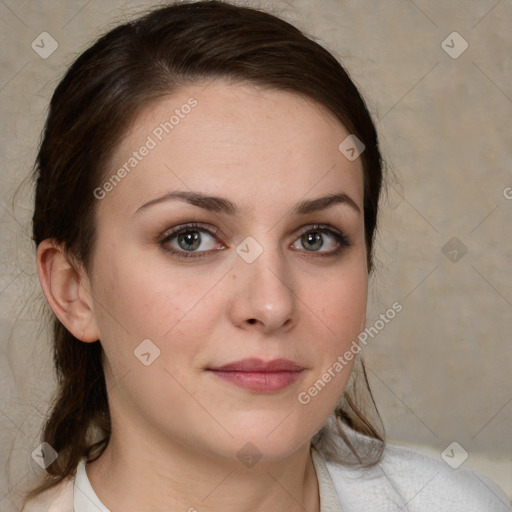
[158,222,352,259]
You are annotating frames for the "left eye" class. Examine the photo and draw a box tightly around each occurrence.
[291,226,350,254]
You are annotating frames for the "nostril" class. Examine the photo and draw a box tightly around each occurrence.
[248,318,257,324]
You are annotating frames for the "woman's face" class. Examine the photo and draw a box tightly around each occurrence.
[87,79,368,462]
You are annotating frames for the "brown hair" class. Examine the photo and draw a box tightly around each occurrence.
[27,0,384,501]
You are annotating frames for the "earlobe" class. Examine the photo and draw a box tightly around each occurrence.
[36,239,99,343]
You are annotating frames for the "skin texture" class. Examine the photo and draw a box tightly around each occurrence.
[37,79,368,512]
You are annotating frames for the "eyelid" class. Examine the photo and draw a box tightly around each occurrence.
[295,223,347,241]
[159,222,223,243]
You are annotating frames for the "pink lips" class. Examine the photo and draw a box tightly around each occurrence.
[208,358,304,393]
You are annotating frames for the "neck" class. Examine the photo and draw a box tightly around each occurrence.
[86,423,320,512]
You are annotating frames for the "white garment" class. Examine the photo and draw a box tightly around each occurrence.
[22,430,511,511]
[319,428,511,511]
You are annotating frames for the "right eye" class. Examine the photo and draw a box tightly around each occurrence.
[158,223,226,258]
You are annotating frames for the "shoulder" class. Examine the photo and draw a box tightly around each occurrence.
[21,475,74,512]
[318,428,511,512]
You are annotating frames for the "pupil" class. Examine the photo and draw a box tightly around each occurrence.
[178,231,200,251]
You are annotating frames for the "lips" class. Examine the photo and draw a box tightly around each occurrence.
[207,358,304,393]
[210,357,304,372]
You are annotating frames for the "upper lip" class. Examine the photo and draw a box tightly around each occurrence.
[208,358,304,372]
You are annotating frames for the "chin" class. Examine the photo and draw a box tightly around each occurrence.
[225,420,319,462]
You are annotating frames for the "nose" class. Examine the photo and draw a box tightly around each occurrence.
[228,239,297,334]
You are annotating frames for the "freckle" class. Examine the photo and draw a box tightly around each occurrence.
[232,274,236,279]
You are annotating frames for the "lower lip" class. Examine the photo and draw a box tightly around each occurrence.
[208,370,303,392]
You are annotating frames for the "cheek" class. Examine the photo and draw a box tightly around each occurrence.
[297,266,367,410]
[309,261,368,342]
[90,250,226,373]
[93,250,202,334]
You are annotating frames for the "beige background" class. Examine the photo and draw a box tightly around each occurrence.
[1,0,511,509]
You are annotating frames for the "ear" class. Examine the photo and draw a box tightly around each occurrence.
[36,239,99,343]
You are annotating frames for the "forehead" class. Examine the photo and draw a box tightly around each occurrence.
[97,79,364,220]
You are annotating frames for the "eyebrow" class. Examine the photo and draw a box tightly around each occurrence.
[133,190,361,217]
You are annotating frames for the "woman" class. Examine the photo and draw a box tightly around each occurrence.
[22,1,510,511]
